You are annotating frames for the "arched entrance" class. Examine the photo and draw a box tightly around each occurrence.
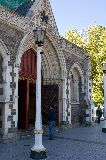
[18,48,36,130]
[70,64,84,124]
[18,48,60,130]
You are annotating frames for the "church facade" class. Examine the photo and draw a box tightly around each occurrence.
[0,0,93,139]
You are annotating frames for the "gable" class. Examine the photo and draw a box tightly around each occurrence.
[26,0,59,35]
[0,0,59,36]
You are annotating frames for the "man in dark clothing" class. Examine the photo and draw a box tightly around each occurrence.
[96,105,102,123]
[48,106,56,140]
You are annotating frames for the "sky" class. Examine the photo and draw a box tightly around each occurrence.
[49,0,106,36]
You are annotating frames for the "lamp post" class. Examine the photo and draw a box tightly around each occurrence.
[102,62,106,133]
[30,28,47,159]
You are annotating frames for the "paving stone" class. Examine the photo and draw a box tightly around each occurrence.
[0,121,106,160]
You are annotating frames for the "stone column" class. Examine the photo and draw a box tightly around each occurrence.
[2,56,15,139]
[3,52,20,140]
[61,69,67,123]
[62,79,67,122]
[67,77,71,124]
[14,64,19,130]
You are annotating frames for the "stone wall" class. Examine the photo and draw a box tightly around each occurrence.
[60,38,91,124]
[0,22,24,137]
[0,23,24,55]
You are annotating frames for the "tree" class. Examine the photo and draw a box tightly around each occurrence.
[65,29,83,47]
[65,25,106,105]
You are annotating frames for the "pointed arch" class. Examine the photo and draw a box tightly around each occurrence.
[16,30,66,80]
[69,62,84,103]
[70,62,84,92]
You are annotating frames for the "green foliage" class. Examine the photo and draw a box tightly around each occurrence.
[65,24,106,104]
[65,29,83,47]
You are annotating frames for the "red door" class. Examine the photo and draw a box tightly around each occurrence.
[18,49,36,130]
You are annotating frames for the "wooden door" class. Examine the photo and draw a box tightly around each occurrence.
[18,80,29,130]
[41,84,59,125]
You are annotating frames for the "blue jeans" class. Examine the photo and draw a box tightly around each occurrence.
[48,121,55,139]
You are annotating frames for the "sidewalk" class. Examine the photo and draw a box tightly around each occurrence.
[0,121,106,160]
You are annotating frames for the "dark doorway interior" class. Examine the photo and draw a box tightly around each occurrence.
[41,84,59,126]
[29,83,35,126]
[18,80,28,130]
[18,80,35,130]
[18,81,59,130]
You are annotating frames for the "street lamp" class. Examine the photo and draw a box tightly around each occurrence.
[33,28,45,47]
[30,28,47,159]
[101,62,106,133]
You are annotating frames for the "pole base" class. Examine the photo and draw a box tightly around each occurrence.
[102,128,106,133]
[30,150,47,159]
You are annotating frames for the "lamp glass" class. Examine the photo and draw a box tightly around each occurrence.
[33,29,45,46]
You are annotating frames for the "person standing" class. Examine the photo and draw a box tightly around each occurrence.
[96,105,102,123]
[48,106,56,140]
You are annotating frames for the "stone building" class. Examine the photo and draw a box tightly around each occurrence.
[0,0,92,139]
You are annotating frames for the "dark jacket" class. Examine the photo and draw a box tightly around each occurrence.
[48,109,56,121]
[96,108,102,118]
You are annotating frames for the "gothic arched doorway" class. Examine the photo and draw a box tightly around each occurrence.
[18,49,36,130]
[70,67,83,124]
[18,48,60,130]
